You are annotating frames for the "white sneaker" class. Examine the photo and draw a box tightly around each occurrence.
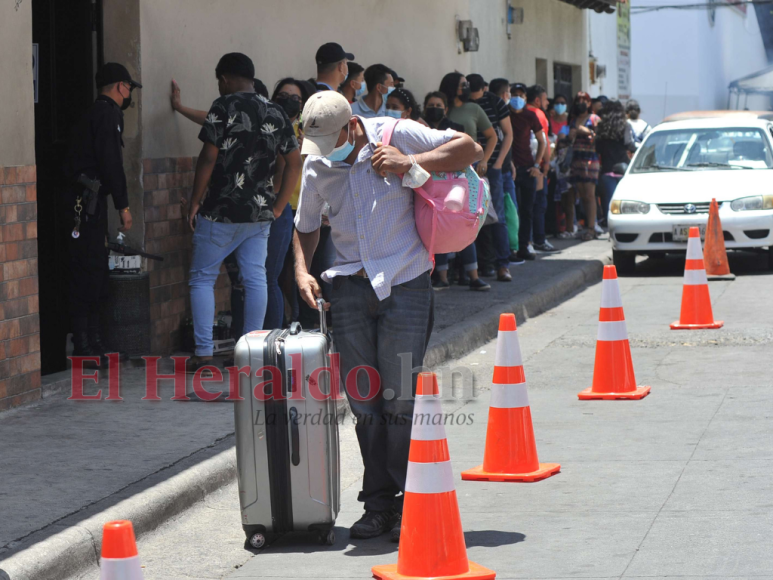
[594,223,605,236]
[527,243,536,256]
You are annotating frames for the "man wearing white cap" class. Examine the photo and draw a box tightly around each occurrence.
[293,91,482,541]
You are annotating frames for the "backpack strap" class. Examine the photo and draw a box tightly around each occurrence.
[380,117,402,148]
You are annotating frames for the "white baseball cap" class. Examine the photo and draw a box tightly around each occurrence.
[301,91,353,156]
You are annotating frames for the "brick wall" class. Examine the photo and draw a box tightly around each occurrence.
[0,165,41,411]
[143,157,230,354]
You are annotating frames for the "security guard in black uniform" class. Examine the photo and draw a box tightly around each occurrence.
[66,63,140,361]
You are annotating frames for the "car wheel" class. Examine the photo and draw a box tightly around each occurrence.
[768,246,773,271]
[613,250,636,275]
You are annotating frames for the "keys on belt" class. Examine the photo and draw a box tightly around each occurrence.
[350,268,369,279]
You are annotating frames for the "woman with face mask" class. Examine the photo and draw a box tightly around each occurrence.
[385,88,427,125]
[423,92,465,132]
[550,94,569,136]
[568,91,601,241]
[339,62,365,104]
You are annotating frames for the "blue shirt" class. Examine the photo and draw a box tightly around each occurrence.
[295,117,456,300]
[350,95,387,119]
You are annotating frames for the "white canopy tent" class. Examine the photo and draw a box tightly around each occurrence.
[728,66,773,110]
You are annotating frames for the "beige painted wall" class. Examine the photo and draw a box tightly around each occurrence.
[139,0,475,159]
[0,1,35,166]
[470,0,588,95]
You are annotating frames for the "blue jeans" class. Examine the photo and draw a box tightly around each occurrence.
[533,178,548,245]
[515,166,537,251]
[502,170,517,210]
[435,243,477,272]
[600,174,621,222]
[263,204,294,330]
[189,219,270,356]
[486,167,512,268]
[331,271,433,512]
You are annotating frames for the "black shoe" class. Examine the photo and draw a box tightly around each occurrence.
[350,509,396,539]
[71,317,101,368]
[469,278,491,291]
[516,249,536,261]
[185,356,221,376]
[88,314,128,363]
[432,280,450,291]
[390,511,402,543]
[480,269,496,278]
[509,252,526,266]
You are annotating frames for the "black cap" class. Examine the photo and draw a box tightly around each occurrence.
[389,68,405,83]
[215,53,255,80]
[315,42,355,66]
[95,63,142,89]
[511,82,527,93]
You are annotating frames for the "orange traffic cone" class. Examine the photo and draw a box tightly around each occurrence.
[99,520,144,579]
[671,226,724,330]
[461,314,560,482]
[372,373,496,580]
[578,265,651,400]
[704,198,735,280]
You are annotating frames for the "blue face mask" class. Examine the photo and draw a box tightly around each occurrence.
[383,85,395,96]
[554,103,567,115]
[354,82,366,99]
[385,109,403,119]
[510,96,526,110]
[325,127,355,162]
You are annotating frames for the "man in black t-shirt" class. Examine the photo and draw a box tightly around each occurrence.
[469,74,516,280]
[186,53,302,372]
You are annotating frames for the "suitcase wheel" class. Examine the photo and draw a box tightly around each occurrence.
[319,529,336,546]
[249,532,267,550]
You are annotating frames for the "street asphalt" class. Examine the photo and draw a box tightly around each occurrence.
[0,238,610,580]
[63,248,773,580]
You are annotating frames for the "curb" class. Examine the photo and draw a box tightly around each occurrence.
[425,256,609,368]
[0,254,608,580]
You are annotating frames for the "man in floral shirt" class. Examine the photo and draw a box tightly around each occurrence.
[187,53,301,371]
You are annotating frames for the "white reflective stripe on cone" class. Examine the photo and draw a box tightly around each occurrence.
[686,238,704,260]
[490,382,529,409]
[411,397,447,441]
[600,279,623,308]
[597,320,629,342]
[100,556,144,580]
[684,268,708,286]
[495,330,523,367]
[405,460,455,494]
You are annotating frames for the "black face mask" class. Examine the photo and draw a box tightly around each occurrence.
[459,88,472,103]
[119,84,133,111]
[275,97,301,119]
[574,102,588,115]
[425,107,445,123]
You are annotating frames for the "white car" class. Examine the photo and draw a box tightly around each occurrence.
[608,112,773,274]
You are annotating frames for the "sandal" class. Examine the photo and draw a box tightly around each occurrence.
[581,229,597,241]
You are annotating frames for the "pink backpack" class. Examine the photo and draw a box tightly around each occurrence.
[381,119,490,259]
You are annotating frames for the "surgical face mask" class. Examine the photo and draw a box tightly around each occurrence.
[510,96,525,110]
[326,126,355,162]
[425,107,445,123]
[554,103,567,115]
[120,84,133,111]
[275,97,301,119]
[381,85,395,96]
[385,109,403,119]
[354,81,366,99]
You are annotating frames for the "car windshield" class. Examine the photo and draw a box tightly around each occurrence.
[631,127,773,173]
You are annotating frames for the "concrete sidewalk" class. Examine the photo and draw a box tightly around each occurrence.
[0,239,609,580]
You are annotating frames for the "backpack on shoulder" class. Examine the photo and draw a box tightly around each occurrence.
[381,118,490,259]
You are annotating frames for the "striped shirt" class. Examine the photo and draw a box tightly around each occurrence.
[295,117,456,300]
[475,92,509,161]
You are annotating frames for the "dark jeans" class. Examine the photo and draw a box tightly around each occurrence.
[263,204,294,330]
[486,167,512,268]
[532,177,548,245]
[600,174,621,222]
[331,271,434,512]
[435,244,477,272]
[515,166,537,251]
[475,226,495,273]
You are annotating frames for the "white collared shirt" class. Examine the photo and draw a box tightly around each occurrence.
[295,117,456,300]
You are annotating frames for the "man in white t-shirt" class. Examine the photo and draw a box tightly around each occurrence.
[626,99,651,148]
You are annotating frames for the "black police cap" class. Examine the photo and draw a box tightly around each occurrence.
[95,63,142,89]
[315,42,355,66]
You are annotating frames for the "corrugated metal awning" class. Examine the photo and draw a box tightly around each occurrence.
[557,0,619,14]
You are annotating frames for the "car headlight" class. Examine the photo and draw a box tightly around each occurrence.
[730,195,773,211]
[610,200,650,215]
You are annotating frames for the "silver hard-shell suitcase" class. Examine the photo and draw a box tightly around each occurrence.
[234,300,340,549]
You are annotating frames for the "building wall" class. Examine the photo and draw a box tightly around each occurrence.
[587,10,619,99]
[632,2,769,123]
[0,2,41,410]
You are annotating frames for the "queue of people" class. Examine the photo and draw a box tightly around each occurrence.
[161,41,650,543]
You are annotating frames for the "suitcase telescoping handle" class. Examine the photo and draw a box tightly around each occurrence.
[316,298,328,336]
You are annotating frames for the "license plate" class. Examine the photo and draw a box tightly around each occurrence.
[672,224,707,242]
